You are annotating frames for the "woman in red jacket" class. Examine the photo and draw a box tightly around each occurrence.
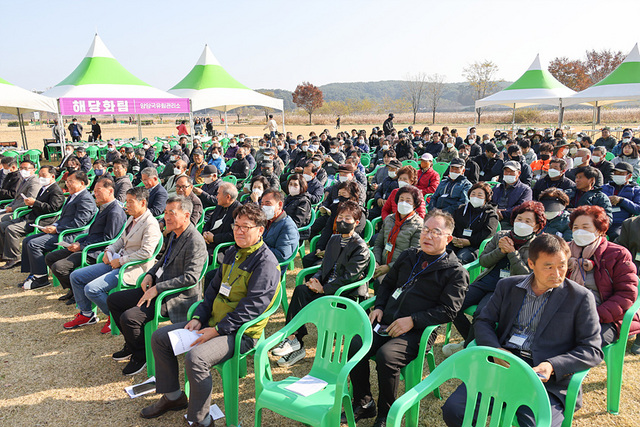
[568,205,639,346]
[381,165,426,220]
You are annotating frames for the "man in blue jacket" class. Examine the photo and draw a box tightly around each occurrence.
[21,171,97,289]
[492,161,533,230]
[428,158,472,214]
[142,167,168,217]
[260,189,299,264]
[602,162,640,240]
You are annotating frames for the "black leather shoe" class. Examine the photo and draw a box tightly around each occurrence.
[65,296,76,306]
[140,392,188,419]
[59,290,73,301]
[0,259,20,270]
[341,399,376,424]
[373,416,387,427]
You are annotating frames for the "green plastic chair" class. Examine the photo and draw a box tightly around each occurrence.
[371,216,382,233]
[360,153,371,168]
[86,145,99,161]
[366,164,382,179]
[254,296,373,427]
[22,149,42,168]
[432,161,450,178]
[277,243,300,315]
[2,150,20,159]
[601,293,640,414]
[386,346,552,427]
[49,212,99,287]
[108,235,164,336]
[144,255,209,377]
[605,151,615,161]
[183,284,283,427]
[360,296,441,425]
[197,206,217,233]
[296,208,317,260]
[362,219,374,244]
[401,159,419,169]
[221,175,237,186]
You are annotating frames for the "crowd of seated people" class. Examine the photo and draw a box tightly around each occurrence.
[4,123,640,427]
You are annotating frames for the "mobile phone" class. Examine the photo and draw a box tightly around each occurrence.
[374,323,389,336]
[536,372,547,380]
[132,381,156,395]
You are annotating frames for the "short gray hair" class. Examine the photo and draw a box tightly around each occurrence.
[220,182,238,200]
[141,167,158,179]
[167,195,193,215]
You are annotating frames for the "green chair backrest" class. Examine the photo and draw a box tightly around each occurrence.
[360,153,371,168]
[605,151,615,161]
[432,161,450,178]
[363,219,374,244]
[2,150,19,158]
[402,159,419,169]
[222,175,237,186]
[386,346,553,427]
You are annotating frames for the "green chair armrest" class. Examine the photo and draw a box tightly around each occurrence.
[335,250,376,297]
[212,241,235,269]
[295,265,322,287]
[12,206,30,219]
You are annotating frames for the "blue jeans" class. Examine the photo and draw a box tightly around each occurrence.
[70,263,120,315]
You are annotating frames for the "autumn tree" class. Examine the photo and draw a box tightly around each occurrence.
[404,72,427,125]
[548,49,625,91]
[425,73,446,124]
[463,60,500,124]
[292,82,324,124]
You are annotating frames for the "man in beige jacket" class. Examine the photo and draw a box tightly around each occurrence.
[62,186,162,333]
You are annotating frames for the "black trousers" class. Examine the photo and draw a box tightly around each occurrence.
[349,329,435,418]
[286,285,324,343]
[107,288,157,359]
[452,284,494,346]
[45,249,85,289]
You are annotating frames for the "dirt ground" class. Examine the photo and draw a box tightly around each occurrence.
[1,254,640,427]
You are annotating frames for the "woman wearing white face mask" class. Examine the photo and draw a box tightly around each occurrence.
[380,166,427,220]
[372,186,423,283]
[567,205,640,347]
[248,176,270,204]
[444,201,546,355]
[283,174,312,237]
[601,162,640,240]
[450,182,499,264]
[539,188,572,241]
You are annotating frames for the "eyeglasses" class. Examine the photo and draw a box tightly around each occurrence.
[176,185,191,190]
[421,227,448,238]
[232,224,259,233]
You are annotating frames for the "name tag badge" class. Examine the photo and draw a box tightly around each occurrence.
[219,282,231,297]
[508,333,527,347]
[479,171,485,176]
[635,252,640,262]
[213,219,223,230]
[499,269,510,278]
[155,266,164,278]
[333,198,340,204]
[392,288,402,300]
[441,193,449,198]
[385,242,393,252]
[463,229,473,237]
[611,207,621,213]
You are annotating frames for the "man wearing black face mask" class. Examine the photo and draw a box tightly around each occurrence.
[225,146,250,180]
[256,160,280,190]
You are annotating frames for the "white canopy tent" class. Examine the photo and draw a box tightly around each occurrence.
[563,44,640,127]
[475,54,577,127]
[0,76,58,149]
[43,34,184,145]
[169,44,284,135]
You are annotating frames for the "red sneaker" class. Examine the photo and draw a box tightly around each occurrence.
[100,316,111,334]
[63,312,98,329]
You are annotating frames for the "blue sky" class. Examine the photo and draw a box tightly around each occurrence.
[2,0,639,92]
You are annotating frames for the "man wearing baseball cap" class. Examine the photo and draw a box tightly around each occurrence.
[602,162,640,240]
[472,143,503,182]
[428,158,472,214]
[492,161,533,229]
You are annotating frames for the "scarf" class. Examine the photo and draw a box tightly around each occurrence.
[568,236,602,286]
[386,211,415,264]
[509,230,534,250]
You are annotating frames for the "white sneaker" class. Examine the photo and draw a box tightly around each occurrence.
[277,347,306,367]
[272,337,301,357]
[442,342,465,358]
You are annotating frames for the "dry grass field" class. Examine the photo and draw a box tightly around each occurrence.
[1,254,640,426]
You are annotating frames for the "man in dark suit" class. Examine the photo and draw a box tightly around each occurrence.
[0,159,40,223]
[442,234,603,427]
[142,167,168,217]
[20,171,97,289]
[45,177,127,303]
[134,149,155,185]
[107,195,207,376]
[224,145,250,180]
[202,182,241,254]
[75,146,93,173]
[0,166,64,269]
[0,157,20,201]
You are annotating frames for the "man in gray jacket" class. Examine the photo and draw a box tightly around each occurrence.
[106,195,207,376]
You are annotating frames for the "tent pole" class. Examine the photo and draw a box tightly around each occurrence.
[188,100,194,141]
[512,104,516,128]
[17,108,28,150]
[224,108,228,136]
[592,102,597,131]
[558,100,564,130]
[281,109,286,134]
[57,99,66,154]
[137,114,142,140]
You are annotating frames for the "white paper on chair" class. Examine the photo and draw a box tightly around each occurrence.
[284,375,328,397]
[29,223,46,231]
[168,328,201,355]
[56,241,71,248]
[0,209,6,214]
[184,404,224,424]
[125,376,156,398]
[104,251,120,262]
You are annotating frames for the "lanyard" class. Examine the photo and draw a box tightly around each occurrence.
[162,239,174,268]
[577,256,587,283]
[515,291,551,333]
[467,209,483,228]
[401,252,447,290]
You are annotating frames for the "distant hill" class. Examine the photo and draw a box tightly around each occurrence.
[258,80,512,112]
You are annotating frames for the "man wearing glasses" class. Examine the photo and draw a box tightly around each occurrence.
[175,176,203,226]
[139,203,280,427]
[345,209,469,427]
